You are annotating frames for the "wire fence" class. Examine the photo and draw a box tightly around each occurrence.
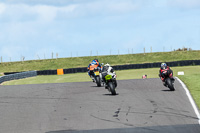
[0,47,192,63]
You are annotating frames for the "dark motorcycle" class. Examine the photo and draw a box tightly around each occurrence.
[93,67,102,87]
[105,74,117,95]
[162,69,175,91]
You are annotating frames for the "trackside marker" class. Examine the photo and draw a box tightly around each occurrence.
[176,77,200,125]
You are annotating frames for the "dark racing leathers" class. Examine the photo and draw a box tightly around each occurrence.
[159,66,173,82]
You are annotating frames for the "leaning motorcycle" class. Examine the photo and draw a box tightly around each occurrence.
[162,70,175,91]
[93,67,102,87]
[105,74,117,95]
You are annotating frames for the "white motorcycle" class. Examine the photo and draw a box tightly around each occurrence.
[101,63,117,95]
[104,73,117,95]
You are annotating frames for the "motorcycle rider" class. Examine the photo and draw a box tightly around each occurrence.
[87,59,101,82]
[159,63,174,86]
[101,63,117,89]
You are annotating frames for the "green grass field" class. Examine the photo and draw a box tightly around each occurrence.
[0,50,200,73]
[3,65,200,109]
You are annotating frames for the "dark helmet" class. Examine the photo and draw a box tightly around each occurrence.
[94,59,99,62]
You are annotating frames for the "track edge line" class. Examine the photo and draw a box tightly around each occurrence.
[175,77,200,125]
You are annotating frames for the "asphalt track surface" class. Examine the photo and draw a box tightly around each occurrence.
[0,78,200,133]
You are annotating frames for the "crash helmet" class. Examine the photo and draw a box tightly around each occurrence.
[104,63,110,67]
[91,59,98,65]
[94,59,99,62]
[161,63,167,69]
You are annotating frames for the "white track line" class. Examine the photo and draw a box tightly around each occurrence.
[176,77,200,125]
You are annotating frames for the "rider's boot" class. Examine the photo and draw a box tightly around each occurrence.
[163,82,167,87]
[105,84,108,89]
[90,76,95,82]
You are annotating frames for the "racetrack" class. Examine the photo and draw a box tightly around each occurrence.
[0,78,199,133]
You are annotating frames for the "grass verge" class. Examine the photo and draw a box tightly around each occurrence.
[0,50,200,73]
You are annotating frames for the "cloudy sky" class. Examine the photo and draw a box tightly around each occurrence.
[0,0,200,62]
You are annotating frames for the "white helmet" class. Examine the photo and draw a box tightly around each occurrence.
[105,63,110,67]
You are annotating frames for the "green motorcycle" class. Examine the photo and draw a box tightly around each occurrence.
[105,74,117,95]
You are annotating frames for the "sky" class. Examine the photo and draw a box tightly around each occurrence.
[0,0,200,62]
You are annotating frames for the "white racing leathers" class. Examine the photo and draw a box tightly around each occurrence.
[101,66,117,86]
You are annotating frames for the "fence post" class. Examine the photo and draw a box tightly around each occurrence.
[37,55,40,60]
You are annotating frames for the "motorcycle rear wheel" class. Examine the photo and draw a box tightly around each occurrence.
[108,82,116,95]
[96,76,101,87]
[166,78,175,91]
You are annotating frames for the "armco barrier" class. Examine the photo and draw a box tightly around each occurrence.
[0,71,37,84]
[36,70,57,75]
[4,60,200,76]
[35,60,200,75]
[36,67,88,75]
[113,60,200,70]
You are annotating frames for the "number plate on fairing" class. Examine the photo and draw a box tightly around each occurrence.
[94,71,99,76]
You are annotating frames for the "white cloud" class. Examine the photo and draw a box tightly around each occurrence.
[1,0,199,62]
[92,0,139,12]
[0,1,139,23]
[33,5,58,22]
[0,3,78,23]
[78,0,139,16]
[168,0,200,8]
[0,3,6,14]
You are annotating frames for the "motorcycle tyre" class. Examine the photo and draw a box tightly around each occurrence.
[96,76,101,87]
[108,82,116,95]
[166,78,175,91]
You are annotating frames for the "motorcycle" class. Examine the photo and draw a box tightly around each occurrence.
[105,74,117,95]
[93,67,102,87]
[162,69,175,91]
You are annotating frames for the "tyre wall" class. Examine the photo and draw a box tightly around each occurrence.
[2,60,200,78]
[0,71,37,84]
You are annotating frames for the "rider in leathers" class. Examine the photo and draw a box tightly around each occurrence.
[101,63,117,89]
[87,59,101,82]
[159,63,174,86]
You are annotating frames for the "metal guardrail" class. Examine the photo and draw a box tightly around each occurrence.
[2,60,200,78]
[0,71,37,84]
[36,59,200,75]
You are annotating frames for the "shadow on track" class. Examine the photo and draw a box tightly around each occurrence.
[161,89,175,92]
[46,124,200,133]
[103,93,119,96]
